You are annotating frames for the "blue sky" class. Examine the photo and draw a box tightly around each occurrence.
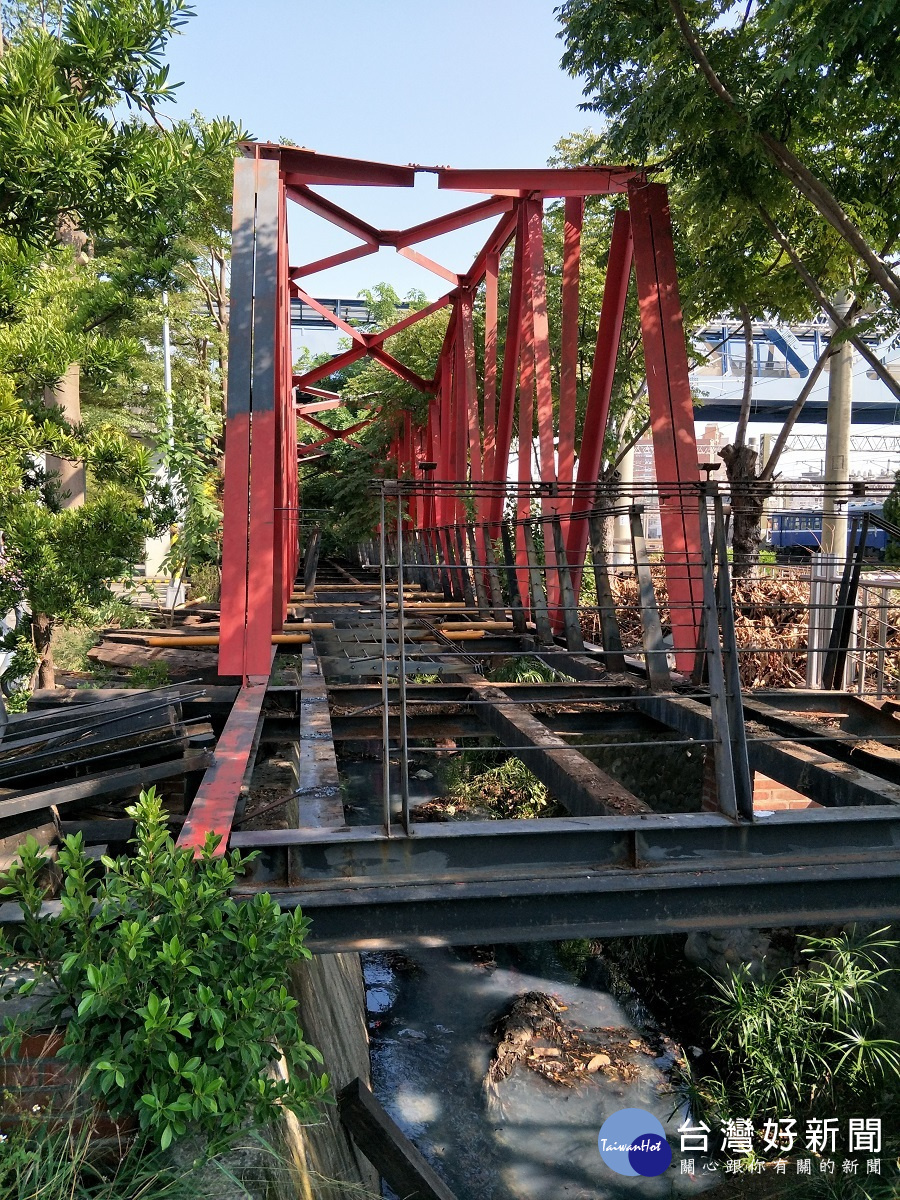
[165,0,595,300]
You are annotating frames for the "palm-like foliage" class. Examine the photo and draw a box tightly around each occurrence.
[693,928,900,1121]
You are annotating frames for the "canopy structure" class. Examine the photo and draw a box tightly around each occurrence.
[218,143,704,680]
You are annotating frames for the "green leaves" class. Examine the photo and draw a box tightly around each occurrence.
[696,926,900,1124]
[0,786,328,1153]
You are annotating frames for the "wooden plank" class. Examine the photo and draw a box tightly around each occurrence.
[295,645,342,828]
[338,1078,458,1200]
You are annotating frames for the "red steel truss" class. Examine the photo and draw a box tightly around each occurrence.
[218,143,703,681]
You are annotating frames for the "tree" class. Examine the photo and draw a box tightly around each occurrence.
[298,285,448,554]
[0,3,243,681]
[0,381,168,687]
[558,0,900,322]
[558,0,900,572]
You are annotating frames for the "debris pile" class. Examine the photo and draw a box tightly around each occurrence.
[582,570,815,689]
[483,991,678,1106]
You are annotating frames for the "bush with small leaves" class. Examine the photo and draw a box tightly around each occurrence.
[0,788,328,1151]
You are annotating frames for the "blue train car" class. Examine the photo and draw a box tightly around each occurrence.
[768,502,888,560]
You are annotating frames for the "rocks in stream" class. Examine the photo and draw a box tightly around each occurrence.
[684,927,791,980]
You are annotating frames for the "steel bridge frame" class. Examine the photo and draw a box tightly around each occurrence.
[216,143,704,682]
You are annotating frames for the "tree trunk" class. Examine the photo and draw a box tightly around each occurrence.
[32,614,55,690]
[719,444,773,579]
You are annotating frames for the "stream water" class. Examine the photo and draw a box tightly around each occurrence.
[340,756,715,1198]
[364,946,714,1199]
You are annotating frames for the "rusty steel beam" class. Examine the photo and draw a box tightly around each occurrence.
[177,680,269,856]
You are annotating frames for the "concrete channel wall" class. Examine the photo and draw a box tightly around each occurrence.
[276,648,379,1199]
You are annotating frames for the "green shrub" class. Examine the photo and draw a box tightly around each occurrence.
[0,789,328,1152]
[189,562,221,605]
[680,927,900,1126]
[487,656,572,684]
[443,754,558,819]
[128,661,170,689]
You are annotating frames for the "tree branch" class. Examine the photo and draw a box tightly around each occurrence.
[758,342,832,481]
[757,205,900,401]
[734,303,753,449]
[665,0,900,310]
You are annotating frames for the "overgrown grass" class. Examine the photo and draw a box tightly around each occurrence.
[440,752,558,819]
[0,1116,199,1200]
[678,927,900,1142]
[487,656,573,684]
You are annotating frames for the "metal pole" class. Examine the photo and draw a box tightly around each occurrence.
[821,292,853,560]
[379,491,391,836]
[396,495,410,833]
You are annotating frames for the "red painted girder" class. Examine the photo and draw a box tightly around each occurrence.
[290,242,377,280]
[176,678,269,856]
[463,207,519,289]
[219,158,256,679]
[487,206,526,530]
[565,209,634,591]
[297,399,342,414]
[517,227,536,608]
[482,250,499,481]
[298,410,381,439]
[557,196,583,490]
[285,183,380,244]
[254,143,416,187]
[460,290,482,484]
[370,346,437,393]
[292,286,367,343]
[392,196,514,248]
[293,344,369,390]
[437,167,643,196]
[362,291,455,344]
[301,386,341,400]
[629,180,702,667]
[523,199,561,613]
[293,293,454,391]
[397,245,460,286]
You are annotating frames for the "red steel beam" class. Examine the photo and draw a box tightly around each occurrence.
[285,183,381,244]
[370,346,437,393]
[463,206,519,289]
[290,243,378,280]
[294,345,369,390]
[392,196,513,247]
[565,209,634,591]
[256,143,416,187]
[244,157,280,680]
[629,180,702,666]
[487,205,526,530]
[176,677,269,857]
[517,227,536,607]
[460,289,481,485]
[482,249,499,481]
[293,294,454,391]
[218,157,256,679]
[437,167,644,197]
[397,245,460,286]
[558,196,583,490]
[291,285,367,344]
[297,399,342,415]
